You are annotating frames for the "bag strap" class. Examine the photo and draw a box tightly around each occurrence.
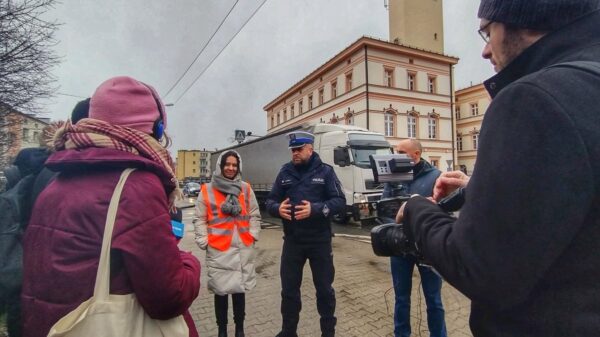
[93,168,136,300]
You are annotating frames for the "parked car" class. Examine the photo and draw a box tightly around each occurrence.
[183,182,201,197]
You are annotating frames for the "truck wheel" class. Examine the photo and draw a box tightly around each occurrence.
[332,213,350,224]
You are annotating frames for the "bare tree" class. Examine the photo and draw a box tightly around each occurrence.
[0,0,60,168]
[0,0,60,112]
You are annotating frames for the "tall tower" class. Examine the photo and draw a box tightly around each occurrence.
[388,0,444,54]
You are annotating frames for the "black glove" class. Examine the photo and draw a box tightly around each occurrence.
[170,207,183,223]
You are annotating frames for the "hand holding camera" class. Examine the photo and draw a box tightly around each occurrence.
[433,170,470,201]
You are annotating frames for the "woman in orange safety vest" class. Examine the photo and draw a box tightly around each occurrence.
[194,150,261,337]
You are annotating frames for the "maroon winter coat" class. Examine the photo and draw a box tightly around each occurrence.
[21,148,201,337]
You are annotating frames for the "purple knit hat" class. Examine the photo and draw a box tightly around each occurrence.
[89,76,166,134]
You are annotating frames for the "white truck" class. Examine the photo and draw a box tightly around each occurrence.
[210,123,392,224]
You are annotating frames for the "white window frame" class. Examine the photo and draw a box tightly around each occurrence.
[384,113,394,137]
[407,114,417,138]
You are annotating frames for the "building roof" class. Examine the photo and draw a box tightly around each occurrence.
[0,102,51,125]
[263,36,460,111]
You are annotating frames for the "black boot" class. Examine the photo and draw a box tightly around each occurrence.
[234,324,245,337]
[218,326,228,337]
[232,293,246,337]
[215,294,229,337]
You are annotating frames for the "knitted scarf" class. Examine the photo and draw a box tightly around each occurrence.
[211,174,242,216]
[45,118,182,207]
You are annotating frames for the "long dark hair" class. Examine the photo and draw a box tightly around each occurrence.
[219,151,240,176]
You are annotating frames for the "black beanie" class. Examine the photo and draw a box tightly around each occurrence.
[478,0,600,31]
[71,97,90,124]
[13,148,49,176]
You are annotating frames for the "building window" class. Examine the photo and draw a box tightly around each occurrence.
[407,72,416,91]
[457,136,463,151]
[428,76,436,93]
[270,116,274,128]
[308,95,313,110]
[22,128,29,141]
[430,159,439,168]
[331,81,337,99]
[471,103,479,116]
[277,112,280,125]
[318,88,324,105]
[455,107,461,120]
[290,105,294,118]
[283,108,287,122]
[384,67,394,87]
[407,114,417,138]
[384,113,395,137]
[428,115,437,139]
[192,169,196,173]
[473,133,479,150]
[299,100,303,114]
[345,72,353,91]
[33,131,39,142]
[193,161,196,165]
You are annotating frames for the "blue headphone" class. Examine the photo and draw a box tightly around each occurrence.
[153,118,164,140]
[146,85,166,141]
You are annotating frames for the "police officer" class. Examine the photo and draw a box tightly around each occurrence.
[266,131,345,337]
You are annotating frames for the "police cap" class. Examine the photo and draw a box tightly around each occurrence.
[287,131,314,149]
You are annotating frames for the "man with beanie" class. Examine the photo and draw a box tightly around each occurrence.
[397,1,600,336]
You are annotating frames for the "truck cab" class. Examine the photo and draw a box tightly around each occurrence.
[310,124,392,224]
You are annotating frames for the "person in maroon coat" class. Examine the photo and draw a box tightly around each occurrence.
[21,76,201,337]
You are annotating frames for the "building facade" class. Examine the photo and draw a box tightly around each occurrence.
[388,0,444,54]
[176,149,211,181]
[0,105,50,168]
[263,36,458,170]
[455,83,490,175]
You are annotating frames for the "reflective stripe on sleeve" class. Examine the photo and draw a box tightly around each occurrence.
[207,227,233,235]
[244,183,250,209]
[208,217,232,225]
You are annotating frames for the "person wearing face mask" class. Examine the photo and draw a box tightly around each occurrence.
[194,150,262,337]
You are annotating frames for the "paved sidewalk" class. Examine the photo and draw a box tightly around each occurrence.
[179,211,473,337]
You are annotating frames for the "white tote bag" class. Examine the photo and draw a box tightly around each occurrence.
[47,168,189,337]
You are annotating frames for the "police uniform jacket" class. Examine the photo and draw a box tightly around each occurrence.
[266,152,345,244]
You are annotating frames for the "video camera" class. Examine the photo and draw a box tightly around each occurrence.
[368,154,465,258]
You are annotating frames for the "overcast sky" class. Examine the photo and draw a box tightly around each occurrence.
[43,0,494,153]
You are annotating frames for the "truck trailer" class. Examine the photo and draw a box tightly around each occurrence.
[210,123,392,224]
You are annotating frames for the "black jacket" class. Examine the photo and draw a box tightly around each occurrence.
[266,152,345,244]
[404,10,600,337]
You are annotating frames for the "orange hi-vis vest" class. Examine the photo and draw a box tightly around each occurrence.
[201,182,254,251]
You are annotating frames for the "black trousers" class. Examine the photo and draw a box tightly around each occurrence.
[214,293,245,326]
[280,239,336,335]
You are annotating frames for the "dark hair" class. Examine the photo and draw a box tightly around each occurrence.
[220,151,240,174]
[71,98,90,124]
